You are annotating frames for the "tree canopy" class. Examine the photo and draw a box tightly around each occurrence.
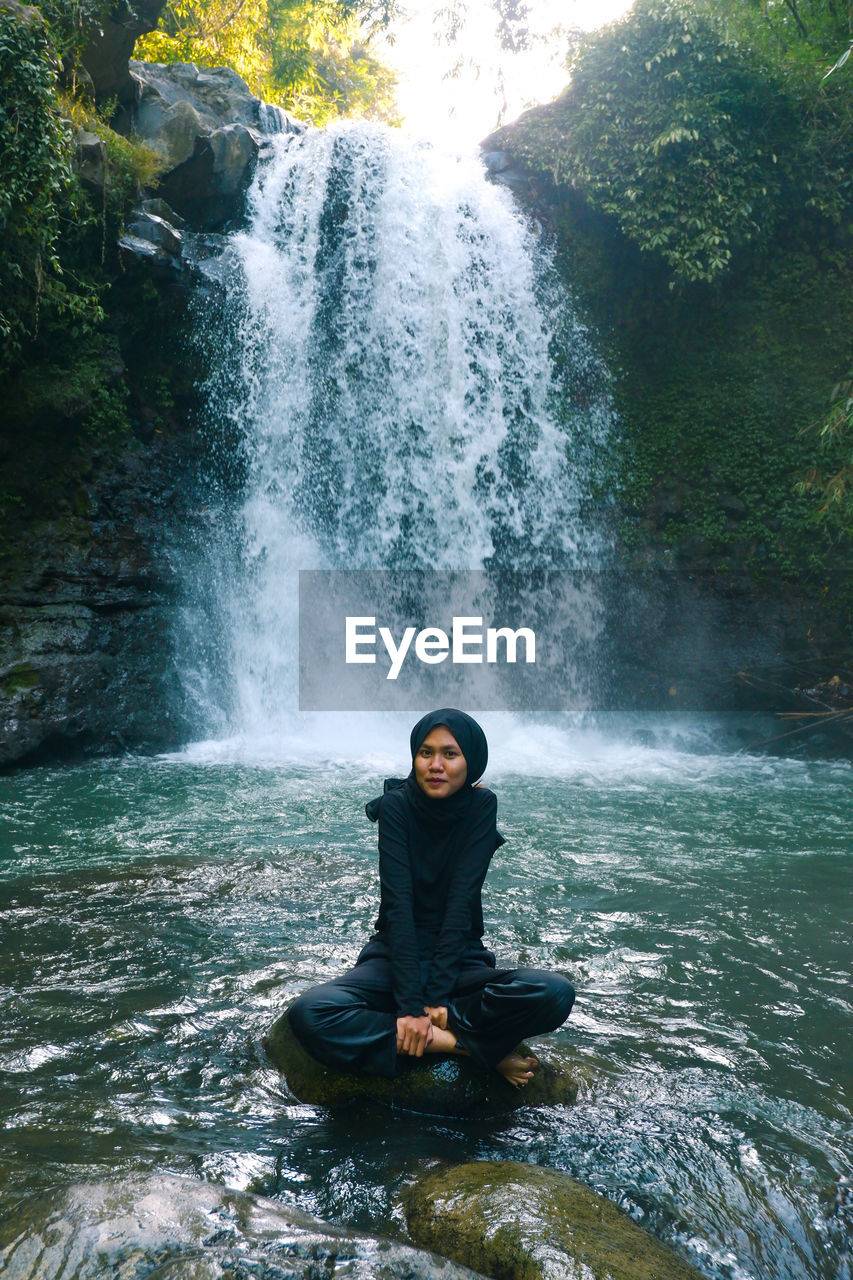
[493,0,852,286]
[134,0,401,124]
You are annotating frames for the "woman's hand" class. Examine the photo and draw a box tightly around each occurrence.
[424,1005,448,1030]
[396,1014,433,1057]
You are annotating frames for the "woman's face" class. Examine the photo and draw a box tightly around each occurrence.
[413,726,468,799]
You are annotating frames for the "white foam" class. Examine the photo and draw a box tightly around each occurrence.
[184,124,612,740]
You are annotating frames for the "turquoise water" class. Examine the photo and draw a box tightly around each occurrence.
[1,719,851,1279]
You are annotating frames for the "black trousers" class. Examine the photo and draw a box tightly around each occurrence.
[288,947,575,1079]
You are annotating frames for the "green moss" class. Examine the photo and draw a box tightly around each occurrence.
[488,3,853,662]
[403,1161,707,1280]
[493,168,852,657]
[1,662,39,695]
[0,258,195,555]
[13,332,129,434]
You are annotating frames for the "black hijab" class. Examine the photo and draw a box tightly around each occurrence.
[365,708,489,828]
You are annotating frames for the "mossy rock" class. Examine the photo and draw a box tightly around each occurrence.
[263,1008,581,1119]
[402,1160,708,1280]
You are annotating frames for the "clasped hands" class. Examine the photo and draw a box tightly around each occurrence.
[396,1004,448,1056]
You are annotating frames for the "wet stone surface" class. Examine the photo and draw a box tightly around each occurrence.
[0,1174,486,1280]
[402,1160,710,1280]
[263,1007,581,1119]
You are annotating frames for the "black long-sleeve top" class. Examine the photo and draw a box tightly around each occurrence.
[372,785,503,1016]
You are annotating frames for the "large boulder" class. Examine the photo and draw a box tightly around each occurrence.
[263,1007,583,1119]
[1,1,43,36]
[0,1173,484,1279]
[402,1160,709,1280]
[119,61,303,230]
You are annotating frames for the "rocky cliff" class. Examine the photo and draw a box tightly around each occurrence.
[0,6,301,767]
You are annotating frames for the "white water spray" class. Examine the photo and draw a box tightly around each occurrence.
[193,123,612,740]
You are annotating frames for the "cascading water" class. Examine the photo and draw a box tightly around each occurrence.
[192,123,612,739]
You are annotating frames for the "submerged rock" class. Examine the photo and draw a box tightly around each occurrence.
[263,1007,581,1118]
[402,1160,708,1280]
[0,1174,483,1279]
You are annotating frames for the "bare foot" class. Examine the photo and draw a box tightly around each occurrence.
[496,1052,538,1087]
[423,1026,469,1056]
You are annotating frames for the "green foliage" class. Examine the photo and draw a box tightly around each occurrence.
[4,329,129,436]
[822,39,852,79]
[710,0,853,225]
[492,0,853,287]
[0,3,164,375]
[547,179,853,595]
[0,4,76,365]
[486,0,853,628]
[713,0,852,64]
[62,92,165,209]
[135,0,400,124]
[0,4,168,380]
[276,31,399,125]
[796,367,853,535]
[37,0,114,72]
[498,0,802,284]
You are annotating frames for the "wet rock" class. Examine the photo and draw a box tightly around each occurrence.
[0,1173,484,1279]
[128,60,296,142]
[0,423,195,766]
[118,231,177,274]
[402,1160,708,1280]
[140,197,187,229]
[120,203,186,278]
[263,1007,581,1118]
[126,209,184,256]
[482,150,511,174]
[0,595,184,767]
[159,121,261,230]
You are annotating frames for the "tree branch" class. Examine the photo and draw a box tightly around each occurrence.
[782,0,809,41]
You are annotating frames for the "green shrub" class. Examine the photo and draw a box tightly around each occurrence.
[797,367,853,539]
[61,93,164,210]
[0,3,78,365]
[499,0,807,285]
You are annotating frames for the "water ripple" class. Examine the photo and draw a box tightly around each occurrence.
[1,749,850,1279]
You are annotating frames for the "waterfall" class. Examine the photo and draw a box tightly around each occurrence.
[190,123,612,739]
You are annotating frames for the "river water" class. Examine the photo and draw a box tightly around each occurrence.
[2,125,851,1277]
[1,719,851,1279]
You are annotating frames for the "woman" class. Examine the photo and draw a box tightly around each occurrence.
[289,708,575,1086]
